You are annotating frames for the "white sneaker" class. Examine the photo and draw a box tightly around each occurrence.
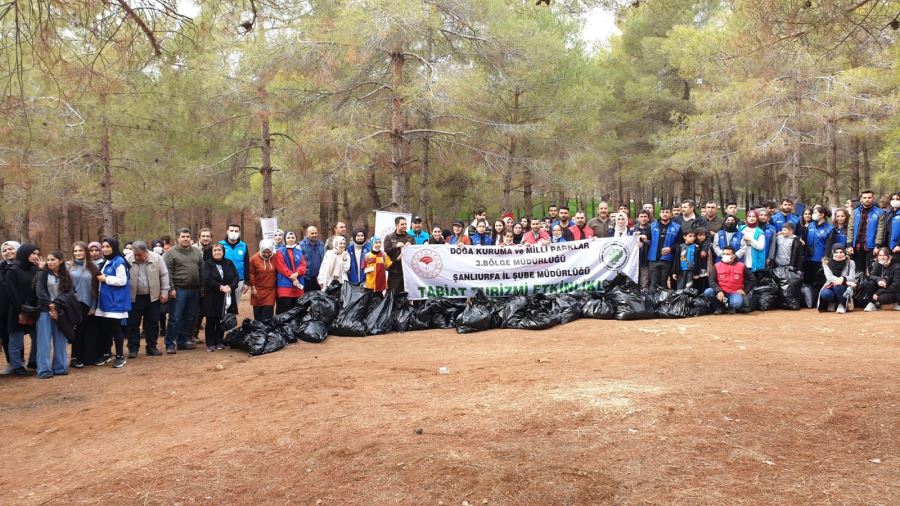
[895,304,900,311]
[836,304,847,314]
[864,302,877,312]
[0,364,15,375]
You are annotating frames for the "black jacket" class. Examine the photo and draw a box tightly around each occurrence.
[383,231,414,274]
[870,261,900,295]
[4,260,39,333]
[202,259,239,318]
[772,235,804,271]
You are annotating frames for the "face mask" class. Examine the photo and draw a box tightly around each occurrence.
[721,254,734,263]
[153,246,163,255]
[811,211,821,221]
[227,232,240,241]
[725,222,737,232]
[891,200,900,209]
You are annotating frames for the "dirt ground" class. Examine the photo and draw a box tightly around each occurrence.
[0,301,897,505]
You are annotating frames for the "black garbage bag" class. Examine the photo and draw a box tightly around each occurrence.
[365,291,394,335]
[299,291,340,325]
[753,271,779,311]
[270,305,306,327]
[390,292,417,332]
[455,291,499,334]
[250,331,285,356]
[737,290,754,313]
[581,292,615,319]
[330,284,376,336]
[415,298,466,330]
[551,293,582,325]
[772,266,803,310]
[225,318,270,350]
[608,285,656,320]
[499,294,560,330]
[297,320,328,343]
[655,289,694,319]
[689,294,712,316]
[801,284,816,308]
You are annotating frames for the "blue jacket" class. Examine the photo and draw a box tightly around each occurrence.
[219,240,249,281]
[761,223,777,257]
[469,232,493,246]
[98,256,132,314]
[713,229,743,263]
[806,221,834,262]
[678,243,698,271]
[346,241,371,285]
[770,212,799,231]
[299,239,325,281]
[648,220,681,262]
[275,246,305,291]
[851,205,883,250]
[888,210,900,251]
[409,230,429,245]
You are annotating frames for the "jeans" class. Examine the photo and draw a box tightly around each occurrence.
[127,295,161,352]
[8,330,25,369]
[36,312,68,376]
[703,288,745,310]
[166,288,199,348]
[820,284,848,306]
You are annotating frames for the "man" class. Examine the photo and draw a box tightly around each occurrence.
[383,216,414,293]
[587,202,612,238]
[568,211,594,241]
[632,210,652,288]
[642,203,655,217]
[770,198,800,231]
[847,189,885,275]
[325,221,350,250]
[547,205,559,223]
[187,227,214,345]
[220,224,250,300]
[163,228,204,354]
[467,208,487,237]
[647,206,681,288]
[248,239,278,321]
[125,241,170,358]
[724,201,741,224]
[704,245,755,314]
[553,207,575,240]
[408,216,430,245]
[674,199,704,234]
[702,201,723,234]
[299,225,325,292]
[522,218,550,245]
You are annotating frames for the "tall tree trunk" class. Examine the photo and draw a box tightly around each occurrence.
[100,97,115,238]
[523,165,533,218]
[259,88,273,217]
[786,141,800,198]
[849,136,860,197]
[825,120,840,208]
[504,89,522,213]
[389,44,406,207]
[616,162,624,206]
[419,29,433,222]
[367,162,381,210]
[725,172,735,202]
[861,137,871,190]
[0,175,5,240]
[342,188,352,225]
[319,189,330,234]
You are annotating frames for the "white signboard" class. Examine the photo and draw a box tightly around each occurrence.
[375,210,412,239]
[260,217,279,240]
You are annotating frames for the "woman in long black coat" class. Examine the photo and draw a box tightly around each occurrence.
[202,243,239,352]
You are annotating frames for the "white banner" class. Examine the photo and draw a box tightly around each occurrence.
[401,238,640,300]
[375,210,412,239]
[260,217,279,240]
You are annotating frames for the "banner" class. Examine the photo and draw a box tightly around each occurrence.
[401,237,640,300]
[260,217,279,240]
[375,210,412,239]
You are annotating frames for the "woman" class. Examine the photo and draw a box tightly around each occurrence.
[886,192,900,261]
[273,229,285,249]
[35,250,74,379]
[519,217,529,231]
[3,243,42,376]
[796,207,813,248]
[738,210,766,273]
[550,224,568,243]
[248,239,278,321]
[318,236,350,288]
[0,240,20,374]
[68,242,99,368]
[347,230,371,285]
[88,242,103,265]
[202,243,239,352]
[861,248,899,311]
[511,223,524,245]
[469,220,494,246]
[712,215,744,264]
[95,238,131,368]
[804,205,833,291]
[274,231,306,314]
[610,212,630,238]
[490,220,506,245]
[428,226,445,245]
[819,244,857,313]
[825,208,850,257]
[447,221,470,245]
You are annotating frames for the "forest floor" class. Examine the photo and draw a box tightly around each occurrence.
[0,303,897,505]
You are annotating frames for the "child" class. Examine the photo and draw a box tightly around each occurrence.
[673,230,699,290]
[363,237,392,293]
[694,227,710,292]
[771,222,803,271]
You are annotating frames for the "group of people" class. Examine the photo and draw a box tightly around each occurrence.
[2,190,898,378]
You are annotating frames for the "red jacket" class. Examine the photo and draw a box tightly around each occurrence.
[712,261,748,294]
[275,247,307,298]
[568,224,594,241]
[522,230,550,245]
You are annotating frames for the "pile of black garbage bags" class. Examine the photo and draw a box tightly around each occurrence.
[225,267,808,356]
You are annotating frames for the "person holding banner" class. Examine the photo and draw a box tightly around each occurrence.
[383,216,414,293]
[522,218,550,246]
[275,231,307,314]
[428,226,446,245]
[469,221,494,246]
[364,237,392,293]
[447,221,470,245]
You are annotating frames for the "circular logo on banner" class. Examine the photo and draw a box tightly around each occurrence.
[411,248,443,279]
[598,240,630,272]
[380,226,396,238]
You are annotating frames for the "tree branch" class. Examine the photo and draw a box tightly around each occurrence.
[115,0,163,57]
